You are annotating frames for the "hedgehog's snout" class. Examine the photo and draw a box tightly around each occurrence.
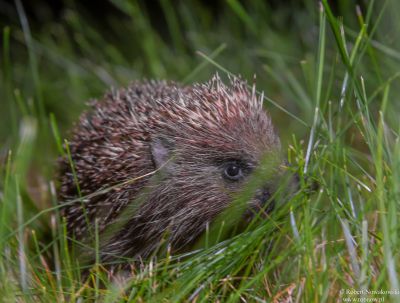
[242,187,273,222]
[253,186,274,213]
[248,169,300,218]
[242,186,274,222]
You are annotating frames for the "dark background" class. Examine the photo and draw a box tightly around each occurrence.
[0,1,359,36]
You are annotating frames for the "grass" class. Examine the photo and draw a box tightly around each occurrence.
[1,0,400,301]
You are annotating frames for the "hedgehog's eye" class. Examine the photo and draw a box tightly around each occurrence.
[223,162,244,181]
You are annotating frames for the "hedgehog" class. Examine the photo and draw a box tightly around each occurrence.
[59,74,287,265]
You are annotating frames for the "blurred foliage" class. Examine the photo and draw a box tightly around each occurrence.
[0,1,375,147]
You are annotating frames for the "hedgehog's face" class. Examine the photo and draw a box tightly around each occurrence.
[148,133,288,252]
[150,132,284,229]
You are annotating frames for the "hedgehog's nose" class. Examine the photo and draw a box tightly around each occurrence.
[254,187,274,214]
[256,187,271,203]
[253,171,300,214]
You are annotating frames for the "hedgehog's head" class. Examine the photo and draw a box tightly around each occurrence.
[148,75,294,249]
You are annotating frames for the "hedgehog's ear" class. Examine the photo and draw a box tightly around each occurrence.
[151,137,175,172]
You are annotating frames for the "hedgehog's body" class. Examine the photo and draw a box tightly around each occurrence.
[59,75,282,263]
